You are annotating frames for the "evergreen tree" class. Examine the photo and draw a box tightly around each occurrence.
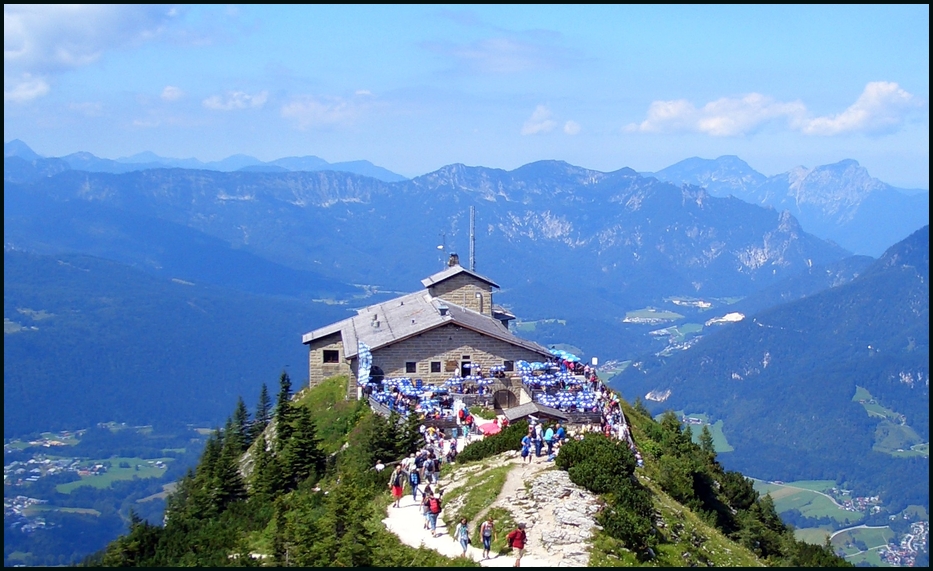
[212,429,248,511]
[249,435,281,503]
[223,416,245,460]
[281,405,326,490]
[232,396,252,451]
[275,372,295,452]
[251,383,273,442]
[100,510,161,566]
[699,424,716,456]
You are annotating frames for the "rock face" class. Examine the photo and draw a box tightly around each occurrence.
[500,468,601,566]
[649,156,929,257]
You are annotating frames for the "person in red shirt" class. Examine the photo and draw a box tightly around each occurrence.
[506,522,527,567]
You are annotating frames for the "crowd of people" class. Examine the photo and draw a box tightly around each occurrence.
[376,360,643,566]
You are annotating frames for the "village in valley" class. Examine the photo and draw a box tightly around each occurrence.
[4,423,191,550]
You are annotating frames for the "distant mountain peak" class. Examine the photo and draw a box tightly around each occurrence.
[4,139,42,161]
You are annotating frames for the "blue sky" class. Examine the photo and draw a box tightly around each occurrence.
[4,5,929,187]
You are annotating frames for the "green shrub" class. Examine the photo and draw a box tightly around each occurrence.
[556,434,656,553]
[555,434,636,494]
[457,421,528,463]
[657,454,695,504]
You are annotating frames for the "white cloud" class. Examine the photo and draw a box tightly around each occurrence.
[161,85,184,102]
[563,120,581,135]
[627,82,920,137]
[280,96,360,130]
[355,89,374,97]
[627,94,805,136]
[3,72,48,102]
[202,90,268,111]
[4,5,176,74]
[799,81,918,136]
[521,105,557,135]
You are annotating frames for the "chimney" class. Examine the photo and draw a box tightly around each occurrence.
[448,252,460,267]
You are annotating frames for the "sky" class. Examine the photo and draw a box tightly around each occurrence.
[3,5,929,188]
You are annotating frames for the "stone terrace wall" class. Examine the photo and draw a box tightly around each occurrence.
[369,322,544,387]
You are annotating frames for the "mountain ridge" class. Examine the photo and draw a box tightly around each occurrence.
[3,139,408,183]
[646,155,928,256]
[613,226,929,515]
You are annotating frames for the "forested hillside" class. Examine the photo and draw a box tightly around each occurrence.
[615,226,930,514]
[86,374,849,567]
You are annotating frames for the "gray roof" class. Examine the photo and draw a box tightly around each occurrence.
[492,304,516,321]
[420,264,500,289]
[504,402,570,422]
[302,289,551,360]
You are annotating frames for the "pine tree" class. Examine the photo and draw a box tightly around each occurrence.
[275,372,295,452]
[249,435,281,502]
[699,425,716,456]
[232,396,252,451]
[100,510,161,566]
[251,383,273,442]
[212,429,248,510]
[281,405,326,490]
[223,417,245,459]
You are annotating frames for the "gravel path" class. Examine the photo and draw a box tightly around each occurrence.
[382,443,602,567]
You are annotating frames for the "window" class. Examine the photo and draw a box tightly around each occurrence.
[461,355,471,360]
[430,361,441,373]
[406,362,417,374]
[323,350,339,363]
[504,360,514,372]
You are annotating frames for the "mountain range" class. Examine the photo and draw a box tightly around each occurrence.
[613,226,929,513]
[5,150,862,361]
[4,139,407,182]
[4,141,929,561]
[647,155,928,256]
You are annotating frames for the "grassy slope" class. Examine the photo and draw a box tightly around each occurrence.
[255,376,779,567]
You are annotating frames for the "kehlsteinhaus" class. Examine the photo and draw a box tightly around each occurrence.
[302,254,552,399]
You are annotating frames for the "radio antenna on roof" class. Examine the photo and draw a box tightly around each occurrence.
[469,206,475,271]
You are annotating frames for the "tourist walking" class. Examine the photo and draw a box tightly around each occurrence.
[408,464,421,501]
[480,516,497,559]
[421,484,434,529]
[426,492,443,537]
[544,425,555,455]
[520,430,533,464]
[388,464,404,508]
[455,517,470,557]
[533,423,543,457]
[506,523,527,567]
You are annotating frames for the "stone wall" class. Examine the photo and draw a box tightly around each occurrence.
[307,333,351,389]
[428,273,493,316]
[364,322,545,391]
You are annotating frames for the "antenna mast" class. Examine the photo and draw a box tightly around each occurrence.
[469,206,475,271]
[437,232,447,269]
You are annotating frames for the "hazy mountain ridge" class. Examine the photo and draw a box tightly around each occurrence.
[647,156,929,256]
[3,139,407,182]
[5,157,851,326]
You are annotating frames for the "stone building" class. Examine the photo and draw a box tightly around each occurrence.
[302,256,552,399]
